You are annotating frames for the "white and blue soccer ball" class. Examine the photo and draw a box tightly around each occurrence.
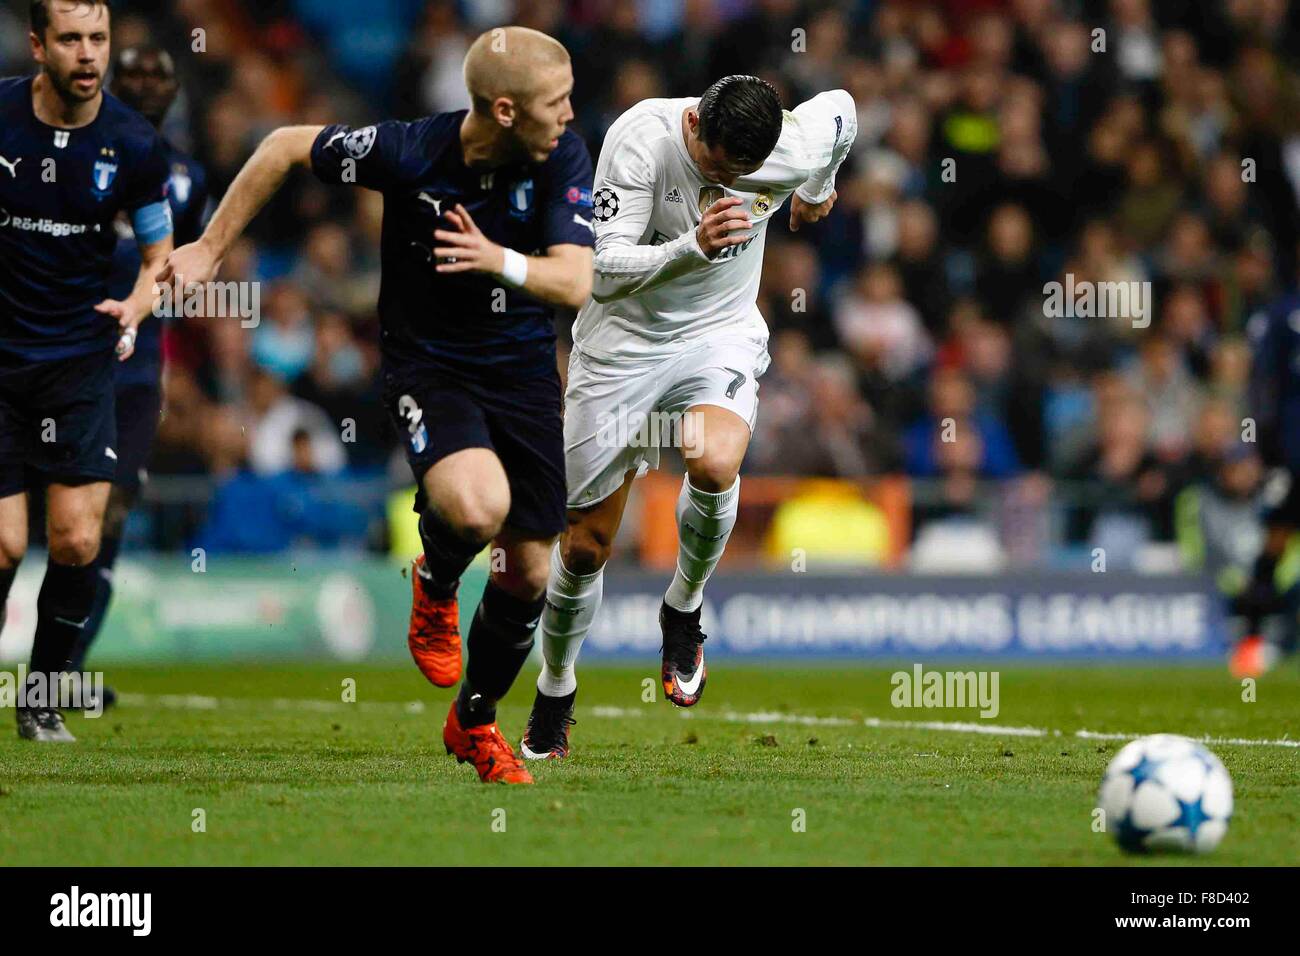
[1098,734,1233,854]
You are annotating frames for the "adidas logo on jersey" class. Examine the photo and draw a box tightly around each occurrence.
[665,187,684,204]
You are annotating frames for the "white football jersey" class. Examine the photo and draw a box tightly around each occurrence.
[573,91,857,363]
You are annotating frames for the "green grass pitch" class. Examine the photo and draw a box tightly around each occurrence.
[1,662,1296,865]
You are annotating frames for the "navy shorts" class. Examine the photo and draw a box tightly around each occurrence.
[112,380,162,496]
[0,350,117,497]
[383,362,566,538]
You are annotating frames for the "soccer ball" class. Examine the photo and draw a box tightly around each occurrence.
[1098,734,1233,854]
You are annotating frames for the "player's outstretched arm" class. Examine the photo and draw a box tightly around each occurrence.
[157,125,324,287]
[434,203,593,309]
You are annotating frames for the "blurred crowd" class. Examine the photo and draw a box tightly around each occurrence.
[2,0,1297,565]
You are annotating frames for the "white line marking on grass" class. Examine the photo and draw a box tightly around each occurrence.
[117,693,426,715]
[116,695,1298,748]
[1073,728,1297,749]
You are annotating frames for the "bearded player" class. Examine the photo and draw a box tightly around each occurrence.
[520,76,855,759]
[0,0,173,741]
[160,27,594,784]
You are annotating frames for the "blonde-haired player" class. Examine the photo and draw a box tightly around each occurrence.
[162,27,594,784]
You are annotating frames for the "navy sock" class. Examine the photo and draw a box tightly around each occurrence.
[28,559,99,695]
[418,511,484,599]
[458,581,543,727]
[69,533,121,671]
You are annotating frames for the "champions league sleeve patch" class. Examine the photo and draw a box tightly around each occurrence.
[592,186,619,222]
[341,126,377,160]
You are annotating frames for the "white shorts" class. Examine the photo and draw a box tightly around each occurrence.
[564,335,770,508]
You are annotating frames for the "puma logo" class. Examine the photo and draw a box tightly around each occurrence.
[417,192,443,215]
[0,155,21,178]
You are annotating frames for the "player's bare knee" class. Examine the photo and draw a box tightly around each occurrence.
[562,525,611,575]
[438,491,508,547]
[686,454,740,493]
[0,535,25,570]
[455,514,504,548]
[451,504,507,547]
[493,562,548,602]
[48,524,101,566]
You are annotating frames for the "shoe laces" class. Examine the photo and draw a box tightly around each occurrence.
[34,708,65,730]
[413,600,456,644]
[468,722,525,770]
[529,705,576,749]
[664,612,706,671]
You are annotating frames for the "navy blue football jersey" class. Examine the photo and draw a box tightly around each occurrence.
[0,76,171,362]
[1248,292,1300,470]
[310,112,595,378]
[109,141,208,386]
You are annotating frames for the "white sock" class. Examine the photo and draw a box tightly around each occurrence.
[537,542,604,698]
[664,475,739,613]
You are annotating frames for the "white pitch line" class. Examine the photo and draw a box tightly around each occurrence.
[117,692,427,715]
[1073,728,1298,749]
[116,694,1299,749]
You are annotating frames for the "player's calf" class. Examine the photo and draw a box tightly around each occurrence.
[443,579,544,783]
[657,472,740,708]
[458,579,543,722]
[406,484,506,688]
[528,540,603,757]
[18,557,100,741]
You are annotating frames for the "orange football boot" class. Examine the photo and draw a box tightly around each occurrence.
[443,701,534,784]
[407,554,462,687]
[1229,634,1278,680]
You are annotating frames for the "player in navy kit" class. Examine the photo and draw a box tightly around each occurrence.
[0,0,173,741]
[160,26,593,783]
[1230,280,1300,676]
[63,44,209,703]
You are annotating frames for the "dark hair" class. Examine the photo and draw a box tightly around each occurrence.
[30,0,111,40]
[696,75,783,167]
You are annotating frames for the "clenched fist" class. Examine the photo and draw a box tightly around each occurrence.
[696,196,751,258]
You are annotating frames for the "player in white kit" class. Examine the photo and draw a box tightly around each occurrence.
[520,76,856,758]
